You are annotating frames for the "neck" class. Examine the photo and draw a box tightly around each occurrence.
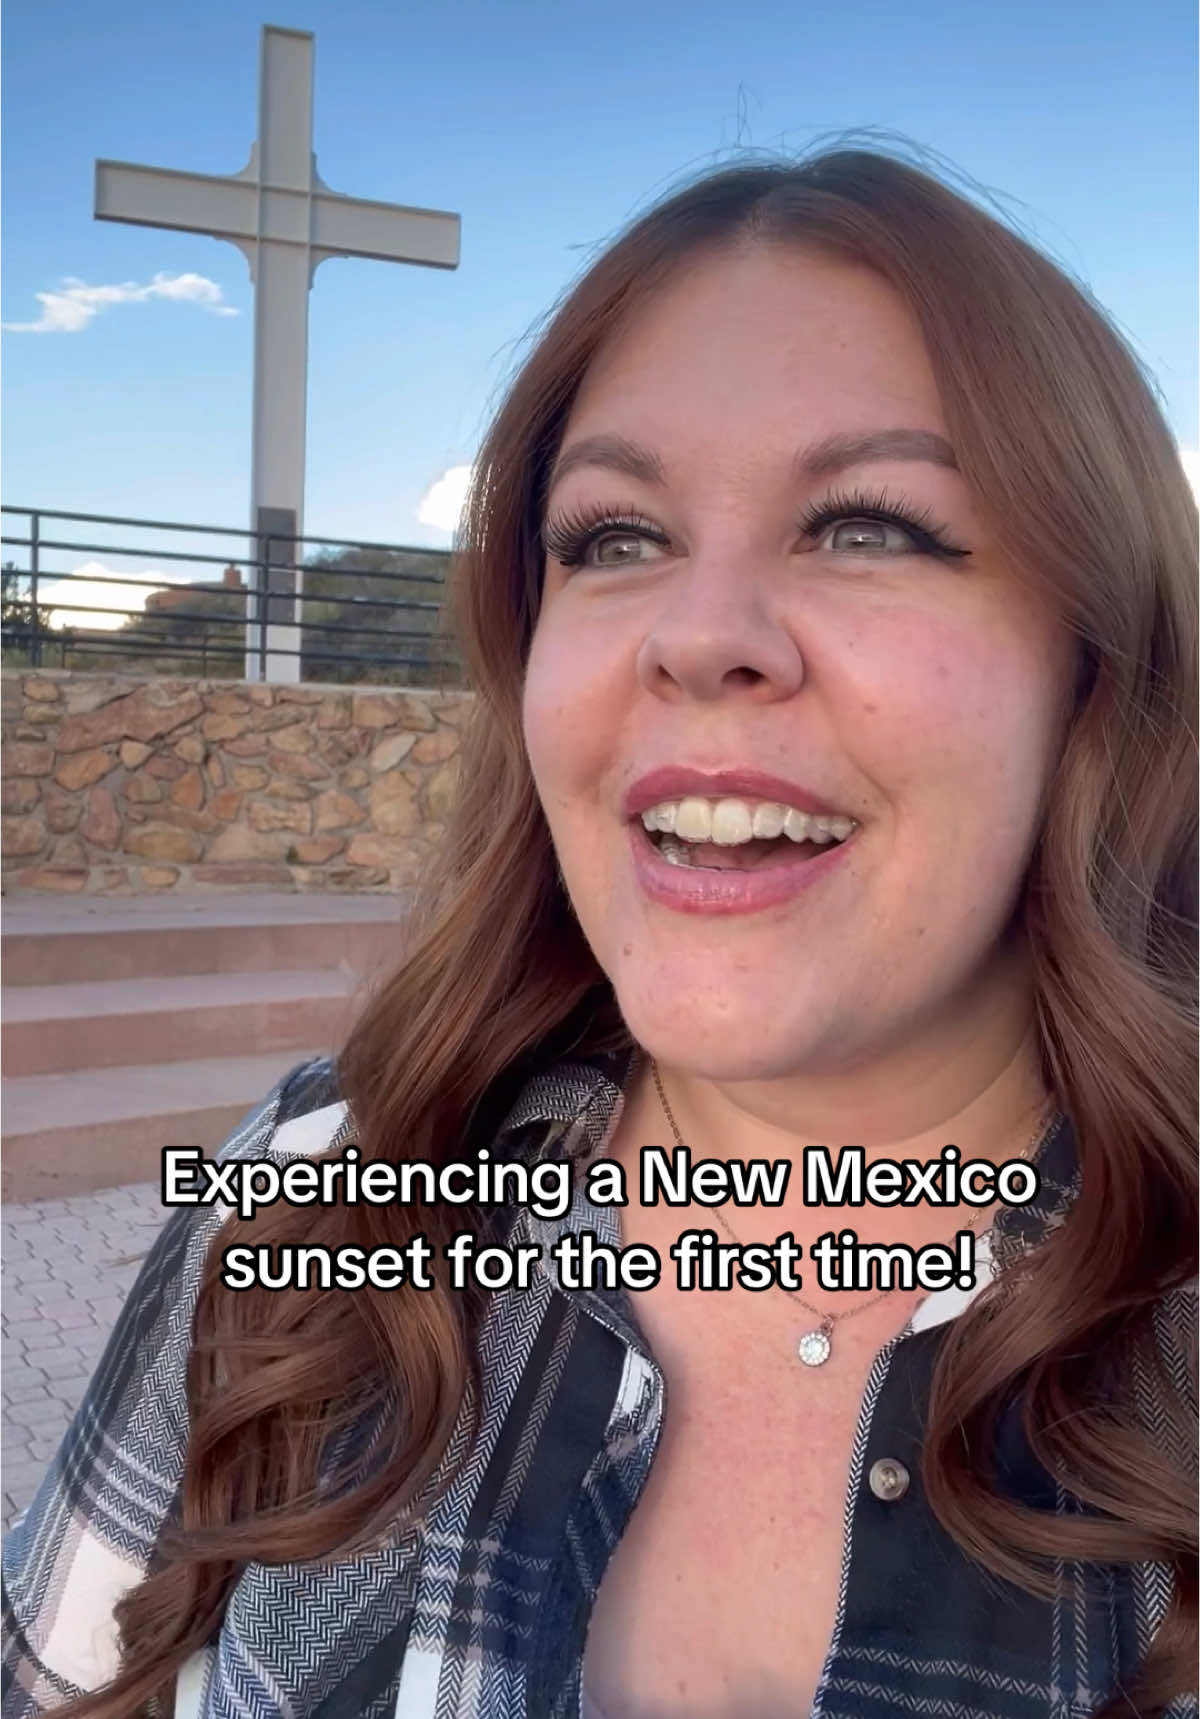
[613,942,1052,1250]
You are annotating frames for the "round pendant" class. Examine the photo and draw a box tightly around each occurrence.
[796,1327,832,1367]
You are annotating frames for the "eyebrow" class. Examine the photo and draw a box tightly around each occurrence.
[543,427,959,501]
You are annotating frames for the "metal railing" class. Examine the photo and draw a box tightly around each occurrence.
[0,506,462,686]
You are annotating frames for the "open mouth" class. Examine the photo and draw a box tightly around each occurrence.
[637,797,857,872]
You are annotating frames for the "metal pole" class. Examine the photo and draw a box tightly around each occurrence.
[30,511,41,669]
[259,535,271,681]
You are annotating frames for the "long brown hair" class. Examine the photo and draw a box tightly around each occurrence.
[72,145,1197,1717]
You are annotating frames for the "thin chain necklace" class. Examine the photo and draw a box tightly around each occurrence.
[649,1058,1054,1368]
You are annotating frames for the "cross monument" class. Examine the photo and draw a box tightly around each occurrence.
[95,24,461,681]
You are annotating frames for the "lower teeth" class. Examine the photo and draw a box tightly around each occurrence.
[655,831,828,869]
[658,834,731,870]
[659,835,697,867]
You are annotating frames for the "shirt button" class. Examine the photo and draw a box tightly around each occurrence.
[868,1457,910,1502]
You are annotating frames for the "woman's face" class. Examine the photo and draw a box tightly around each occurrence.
[522,243,1073,1083]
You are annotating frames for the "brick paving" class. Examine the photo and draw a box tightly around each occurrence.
[2,1181,165,1528]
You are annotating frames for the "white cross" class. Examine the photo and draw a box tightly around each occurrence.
[95,24,460,681]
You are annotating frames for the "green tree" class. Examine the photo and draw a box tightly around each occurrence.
[300,546,460,687]
[1,560,73,668]
[113,582,247,679]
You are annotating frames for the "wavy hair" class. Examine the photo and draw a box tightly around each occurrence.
[68,145,1197,1717]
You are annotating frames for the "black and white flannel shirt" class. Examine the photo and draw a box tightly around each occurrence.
[3,1046,1196,1718]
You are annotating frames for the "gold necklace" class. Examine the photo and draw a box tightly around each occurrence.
[649,1058,1054,1368]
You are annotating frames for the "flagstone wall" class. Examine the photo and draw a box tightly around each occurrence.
[0,671,469,895]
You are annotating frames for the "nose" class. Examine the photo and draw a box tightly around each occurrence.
[635,551,805,703]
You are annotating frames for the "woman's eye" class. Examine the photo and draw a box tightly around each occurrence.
[545,500,964,571]
[585,530,663,568]
[823,518,915,554]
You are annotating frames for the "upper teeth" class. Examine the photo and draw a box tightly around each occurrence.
[639,797,856,845]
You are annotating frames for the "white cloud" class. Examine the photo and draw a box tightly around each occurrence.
[1180,447,1199,504]
[3,271,238,334]
[417,465,473,535]
[39,563,166,631]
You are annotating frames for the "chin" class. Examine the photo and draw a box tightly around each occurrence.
[609,971,835,1084]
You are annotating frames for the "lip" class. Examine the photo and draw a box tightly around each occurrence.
[624,766,848,821]
[628,820,854,916]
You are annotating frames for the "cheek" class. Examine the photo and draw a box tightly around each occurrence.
[847,607,1061,907]
[522,615,620,811]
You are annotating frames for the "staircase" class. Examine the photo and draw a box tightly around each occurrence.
[2,892,410,1202]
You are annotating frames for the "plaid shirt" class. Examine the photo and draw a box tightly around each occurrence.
[3,1047,1196,1719]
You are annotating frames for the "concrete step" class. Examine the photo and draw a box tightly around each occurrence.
[2,1049,333,1201]
[1,891,411,987]
[2,968,367,1077]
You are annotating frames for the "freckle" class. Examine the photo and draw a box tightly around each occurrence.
[862,701,878,715]
[622,943,633,957]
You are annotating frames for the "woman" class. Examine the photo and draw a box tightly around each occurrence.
[3,147,1196,1719]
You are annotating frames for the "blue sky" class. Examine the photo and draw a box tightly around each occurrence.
[3,0,1196,619]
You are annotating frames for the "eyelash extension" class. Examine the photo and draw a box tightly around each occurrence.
[541,505,668,570]
[541,488,971,569]
[797,486,970,560]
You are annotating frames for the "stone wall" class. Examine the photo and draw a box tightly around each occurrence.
[1,671,469,895]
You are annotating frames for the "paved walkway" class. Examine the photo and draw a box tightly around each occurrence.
[3,889,412,1528]
[2,1181,163,1528]
[3,888,410,933]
